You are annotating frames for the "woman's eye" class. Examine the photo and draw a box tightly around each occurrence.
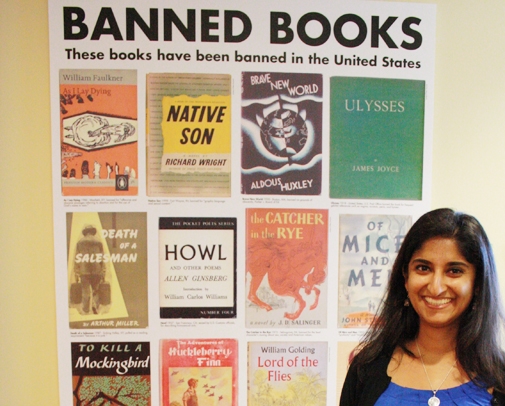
[447,268,463,275]
[416,265,430,272]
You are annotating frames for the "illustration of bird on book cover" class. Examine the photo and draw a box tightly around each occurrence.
[71,341,150,406]
[160,339,238,406]
[241,72,322,195]
[59,69,138,196]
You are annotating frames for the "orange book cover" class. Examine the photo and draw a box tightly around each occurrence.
[160,339,238,406]
[245,208,328,328]
[59,69,138,196]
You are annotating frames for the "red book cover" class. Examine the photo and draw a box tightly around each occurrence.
[245,208,328,328]
[160,339,238,406]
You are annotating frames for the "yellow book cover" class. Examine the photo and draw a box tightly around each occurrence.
[147,73,231,197]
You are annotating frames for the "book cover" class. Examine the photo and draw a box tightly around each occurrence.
[67,212,148,329]
[71,341,150,406]
[146,73,231,197]
[248,341,327,406]
[329,77,425,199]
[241,72,323,195]
[159,217,237,319]
[338,214,411,328]
[245,208,328,328]
[160,338,238,406]
[60,69,138,196]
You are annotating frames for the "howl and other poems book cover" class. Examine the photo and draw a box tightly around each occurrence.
[329,76,425,199]
[60,69,138,196]
[245,208,328,328]
[241,72,323,195]
[338,214,411,328]
[66,212,148,329]
[248,341,327,406]
[159,217,237,319]
[71,341,151,406]
[160,339,238,406]
[146,73,231,197]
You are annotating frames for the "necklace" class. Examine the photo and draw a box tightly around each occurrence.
[415,340,458,406]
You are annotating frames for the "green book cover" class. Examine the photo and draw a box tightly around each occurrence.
[329,77,425,200]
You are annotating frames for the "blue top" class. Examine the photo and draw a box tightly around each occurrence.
[374,380,493,406]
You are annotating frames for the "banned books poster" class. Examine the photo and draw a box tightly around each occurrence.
[49,1,436,404]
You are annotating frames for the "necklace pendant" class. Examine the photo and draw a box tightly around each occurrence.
[428,395,440,406]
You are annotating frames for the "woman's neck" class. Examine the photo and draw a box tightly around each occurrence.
[415,324,458,361]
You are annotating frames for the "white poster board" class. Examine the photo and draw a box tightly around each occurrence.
[49,1,436,404]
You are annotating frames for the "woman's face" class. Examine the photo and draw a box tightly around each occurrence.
[405,237,476,331]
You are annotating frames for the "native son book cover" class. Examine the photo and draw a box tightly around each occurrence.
[248,341,327,406]
[338,214,411,328]
[241,72,323,195]
[159,217,237,319]
[160,339,238,406]
[245,208,328,328]
[60,69,138,196]
[329,76,425,200]
[146,73,231,197]
[66,212,148,329]
[71,341,151,406]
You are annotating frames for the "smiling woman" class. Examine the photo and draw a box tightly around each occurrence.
[406,237,476,331]
[339,208,505,406]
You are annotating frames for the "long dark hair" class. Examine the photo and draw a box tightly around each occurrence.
[353,208,505,390]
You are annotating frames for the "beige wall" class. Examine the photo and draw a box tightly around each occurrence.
[2,0,505,403]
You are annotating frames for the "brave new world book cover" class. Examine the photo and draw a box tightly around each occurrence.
[241,72,323,195]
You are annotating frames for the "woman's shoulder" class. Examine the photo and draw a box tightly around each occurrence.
[340,349,393,406]
[493,389,505,405]
[349,348,392,380]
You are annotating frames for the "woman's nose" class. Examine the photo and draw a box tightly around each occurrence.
[427,271,445,295]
